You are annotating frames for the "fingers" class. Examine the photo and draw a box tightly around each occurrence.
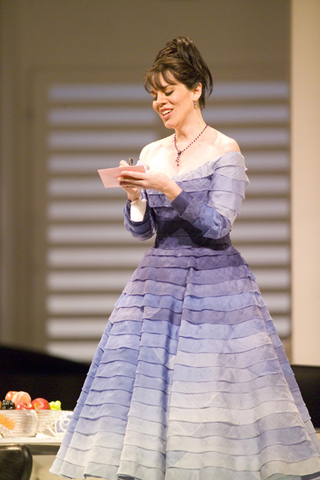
[119,180,144,189]
[118,170,146,185]
[119,160,129,167]
[121,172,144,180]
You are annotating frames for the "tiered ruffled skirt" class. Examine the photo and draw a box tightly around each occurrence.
[50,245,320,480]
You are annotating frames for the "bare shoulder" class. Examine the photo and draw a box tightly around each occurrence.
[139,135,173,167]
[211,128,241,154]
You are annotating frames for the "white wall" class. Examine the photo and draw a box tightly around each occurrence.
[291,0,320,365]
[0,0,291,350]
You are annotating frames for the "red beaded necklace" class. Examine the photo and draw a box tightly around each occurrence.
[173,124,208,167]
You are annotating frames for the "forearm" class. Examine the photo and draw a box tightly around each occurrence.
[123,199,155,240]
[161,178,182,203]
[171,190,232,239]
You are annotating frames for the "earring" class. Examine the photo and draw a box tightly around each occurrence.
[194,101,197,108]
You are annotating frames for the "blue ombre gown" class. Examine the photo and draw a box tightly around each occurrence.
[51,152,320,480]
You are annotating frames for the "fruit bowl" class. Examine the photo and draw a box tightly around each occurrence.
[36,410,73,436]
[0,410,38,437]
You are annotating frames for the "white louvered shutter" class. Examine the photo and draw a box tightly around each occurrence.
[33,77,290,361]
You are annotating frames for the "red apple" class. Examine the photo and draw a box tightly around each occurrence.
[31,397,50,410]
[12,391,32,405]
[5,391,17,401]
[16,401,35,410]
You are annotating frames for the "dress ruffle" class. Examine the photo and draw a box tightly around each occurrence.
[50,153,320,480]
[148,152,249,225]
[51,245,320,480]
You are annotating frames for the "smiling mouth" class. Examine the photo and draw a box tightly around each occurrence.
[160,109,172,119]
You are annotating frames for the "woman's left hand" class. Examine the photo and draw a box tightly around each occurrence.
[118,169,182,202]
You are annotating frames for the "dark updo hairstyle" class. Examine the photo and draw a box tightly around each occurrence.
[144,36,213,110]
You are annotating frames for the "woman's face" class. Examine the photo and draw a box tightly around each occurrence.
[150,73,200,130]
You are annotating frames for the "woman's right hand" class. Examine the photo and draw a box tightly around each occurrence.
[118,160,141,202]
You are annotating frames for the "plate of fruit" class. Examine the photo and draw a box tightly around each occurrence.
[0,390,72,437]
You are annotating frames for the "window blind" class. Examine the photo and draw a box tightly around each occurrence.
[39,80,290,362]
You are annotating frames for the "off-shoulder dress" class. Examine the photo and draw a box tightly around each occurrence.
[50,151,320,480]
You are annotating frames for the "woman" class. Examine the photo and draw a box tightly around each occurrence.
[51,37,320,480]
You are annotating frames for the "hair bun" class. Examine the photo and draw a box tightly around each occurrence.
[176,36,194,50]
[175,36,196,65]
[156,36,194,64]
[145,36,213,110]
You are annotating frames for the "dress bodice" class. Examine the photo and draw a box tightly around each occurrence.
[151,188,232,249]
[143,152,249,250]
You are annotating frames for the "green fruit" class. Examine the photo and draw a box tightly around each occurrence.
[49,400,62,410]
